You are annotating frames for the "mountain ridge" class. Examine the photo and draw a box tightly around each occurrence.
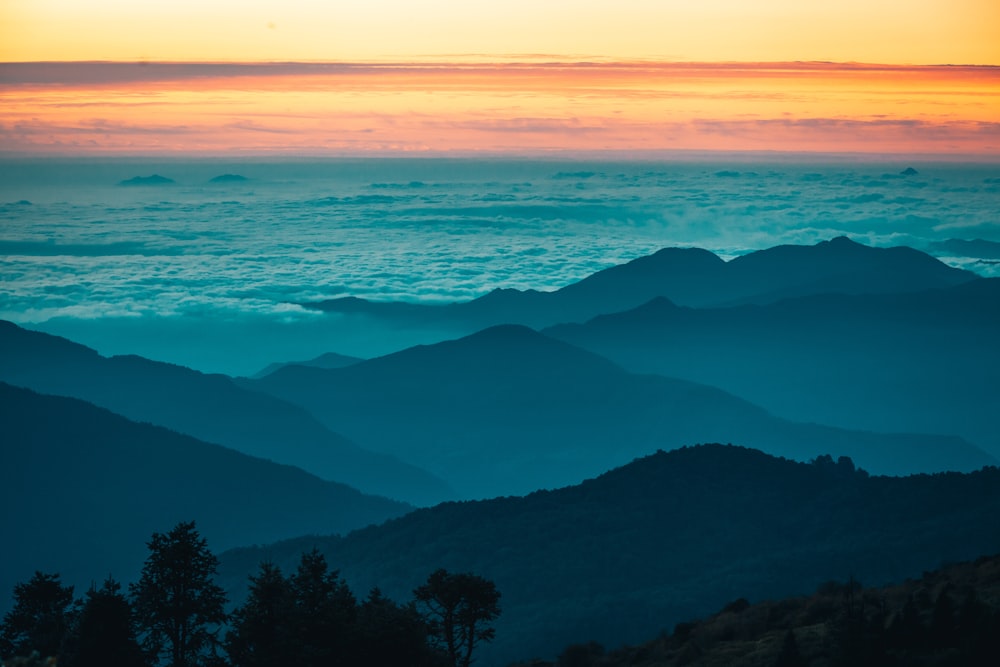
[219,443,1000,665]
[247,324,993,499]
[300,237,978,330]
[545,278,1000,457]
[0,320,451,505]
[0,382,412,616]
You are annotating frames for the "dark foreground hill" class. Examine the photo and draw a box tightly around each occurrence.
[301,237,977,329]
[247,325,991,498]
[0,320,450,505]
[546,278,1000,458]
[219,444,1000,665]
[516,553,1000,667]
[0,382,411,615]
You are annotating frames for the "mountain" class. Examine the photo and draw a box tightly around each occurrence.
[0,320,451,505]
[515,553,1000,666]
[251,351,364,379]
[246,325,991,499]
[208,173,249,183]
[301,238,977,330]
[545,278,1000,458]
[219,444,1000,664]
[118,174,175,186]
[0,382,412,615]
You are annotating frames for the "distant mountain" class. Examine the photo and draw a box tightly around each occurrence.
[219,444,1000,664]
[301,237,977,329]
[246,325,991,499]
[251,351,364,379]
[0,382,411,615]
[208,173,249,183]
[0,321,451,505]
[118,174,175,186]
[545,278,1000,458]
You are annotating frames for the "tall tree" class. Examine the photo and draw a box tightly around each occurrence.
[0,571,75,660]
[356,588,442,666]
[225,562,294,667]
[130,521,227,667]
[64,578,147,667]
[287,549,358,667]
[414,569,501,667]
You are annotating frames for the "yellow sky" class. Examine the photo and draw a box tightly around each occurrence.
[3,0,999,65]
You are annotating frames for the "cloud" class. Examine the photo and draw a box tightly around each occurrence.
[2,61,996,87]
[0,240,183,256]
[3,60,997,157]
[4,159,1000,375]
[433,117,609,135]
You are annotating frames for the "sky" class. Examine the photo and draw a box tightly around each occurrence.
[1,1,999,155]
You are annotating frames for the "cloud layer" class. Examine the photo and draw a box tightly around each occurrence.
[3,158,997,373]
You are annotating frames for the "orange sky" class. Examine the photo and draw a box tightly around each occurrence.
[2,1,999,156]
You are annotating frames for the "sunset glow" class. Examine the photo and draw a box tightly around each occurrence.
[2,62,998,156]
[2,1,999,156]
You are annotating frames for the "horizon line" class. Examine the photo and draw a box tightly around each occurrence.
[2,148,998,162]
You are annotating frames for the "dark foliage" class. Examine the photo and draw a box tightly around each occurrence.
[219,445,1000,663]
[224,563,294,667]
[0,573,74,661]
[225,553,443,667]
[414,569,501,667]
[130,522,227,667]
[513,554,1000,667]
[287,550,358,667]
[63,579,147,667]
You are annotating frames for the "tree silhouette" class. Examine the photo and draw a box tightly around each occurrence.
[65,578,147,667]
[287,549,358,667]
[414,569,501,667]
[130,521,227,667]
[356,587,441,666]
[224,562,294,667]
[0,571,75,660]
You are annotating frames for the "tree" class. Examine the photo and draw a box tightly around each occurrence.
[225,562,294,667]
[130,521,227,667]
[287,549,358,667]
[0,571,75,660]
[414,569,501,667]
[64,578,147,667]
[356,588,442,666]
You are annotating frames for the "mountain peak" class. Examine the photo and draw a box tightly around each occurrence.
[464,323,540,341]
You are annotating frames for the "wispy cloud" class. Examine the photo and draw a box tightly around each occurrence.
[2,61,998,156]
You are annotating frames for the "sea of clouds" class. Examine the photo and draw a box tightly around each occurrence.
[2,158,998,374]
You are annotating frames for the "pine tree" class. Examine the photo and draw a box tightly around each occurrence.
[130,521,227,667]
[65,578,147,667]
[356,587,441,666]
[287,549,358,667]
[225,562,294,667]
[0,571,75,660]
